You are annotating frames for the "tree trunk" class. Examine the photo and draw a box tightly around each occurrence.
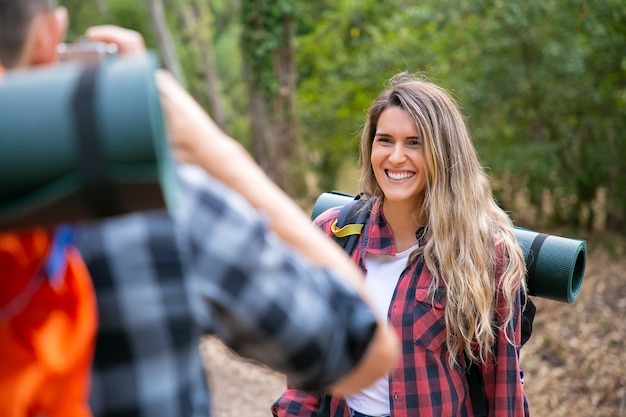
[95,0,109,17]
[240,0,307,196]
[244,66,273,175]
[605,131,626,233]
[270,13,308,197]
[181,1,227,129]
[145,0,183,82]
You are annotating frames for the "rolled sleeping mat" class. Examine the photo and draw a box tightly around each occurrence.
[514,228,585,303]
[312,191,587,304]
[0,54,176,231]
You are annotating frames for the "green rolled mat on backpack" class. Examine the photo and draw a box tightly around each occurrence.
[0,53,176,231]
[312,191,587,304]
[514,228,585,303]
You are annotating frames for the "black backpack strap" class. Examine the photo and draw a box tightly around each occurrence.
[331,196,369,255]
[466,359,488,417]
[520,292,536,346]
[519,232,543,346]
[317,394,332,417]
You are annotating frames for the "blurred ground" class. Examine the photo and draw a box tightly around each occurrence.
[201,234,626,417]
[200,336,285,417]
[520,234,626,417]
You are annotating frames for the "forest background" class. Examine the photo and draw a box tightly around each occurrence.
[60,1,625,416]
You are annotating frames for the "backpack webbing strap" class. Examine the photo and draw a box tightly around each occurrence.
[330,221,363,238]
[330,197,369,255]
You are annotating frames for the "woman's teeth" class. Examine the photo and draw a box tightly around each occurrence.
[386,170,414,180]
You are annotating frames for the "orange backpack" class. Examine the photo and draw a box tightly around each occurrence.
[0,227,97,417]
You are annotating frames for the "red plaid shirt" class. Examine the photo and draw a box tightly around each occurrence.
[272,199,529,417]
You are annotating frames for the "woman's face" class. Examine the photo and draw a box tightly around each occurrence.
[371,106,427,210]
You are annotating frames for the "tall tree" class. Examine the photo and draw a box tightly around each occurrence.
[145,0,183,82]
[240,0,306,196]
[177,0,227,129]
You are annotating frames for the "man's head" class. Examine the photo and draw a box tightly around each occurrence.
[0,0,67,69]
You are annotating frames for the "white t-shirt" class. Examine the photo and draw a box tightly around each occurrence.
[345,243,419,416]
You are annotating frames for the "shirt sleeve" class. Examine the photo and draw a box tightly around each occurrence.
[480,239,530,416]
[271,389,323,417]
[173,165,377,391]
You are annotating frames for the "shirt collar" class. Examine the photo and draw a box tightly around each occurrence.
[359,198,428,255]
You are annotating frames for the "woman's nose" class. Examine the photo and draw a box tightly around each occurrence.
[388,143,406,164]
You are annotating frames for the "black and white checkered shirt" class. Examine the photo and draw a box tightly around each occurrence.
[75,165,377,416]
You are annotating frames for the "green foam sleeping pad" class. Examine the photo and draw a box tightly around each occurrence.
[312,191,586,304]
[0,53,176,231]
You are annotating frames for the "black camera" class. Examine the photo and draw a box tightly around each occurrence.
[57,41,118,64]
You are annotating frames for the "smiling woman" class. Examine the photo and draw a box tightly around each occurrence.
[273,72,530,417]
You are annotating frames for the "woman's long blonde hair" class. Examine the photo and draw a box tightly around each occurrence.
[358,72,526,365]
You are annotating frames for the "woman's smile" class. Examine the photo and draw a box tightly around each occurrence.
[385,169,415,181]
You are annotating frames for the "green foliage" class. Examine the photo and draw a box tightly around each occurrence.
[240,0,297,97]
[61,0,155,48]
[453,0,626,229]
[296,0,626,231]
[108,0,154,44]
[56,0,626,232]
[212,21,251,146]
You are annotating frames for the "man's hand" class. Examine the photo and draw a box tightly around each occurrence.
[84,25,146,57]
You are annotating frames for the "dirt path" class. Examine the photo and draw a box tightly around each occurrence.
[200,336,286,417]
